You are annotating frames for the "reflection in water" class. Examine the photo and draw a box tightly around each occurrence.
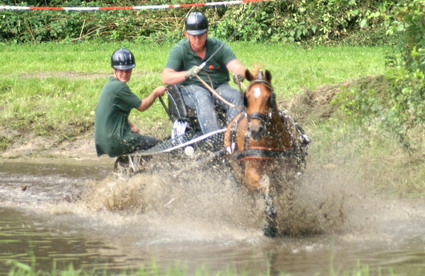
[0,160,425,275]
[0,208,122,273]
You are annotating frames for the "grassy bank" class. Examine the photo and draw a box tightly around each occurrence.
[2,42,423,199]
[2,42,423,195]
[0,42,388,147]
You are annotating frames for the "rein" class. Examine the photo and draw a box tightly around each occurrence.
[195,74,236,108]
[231,147,297,161]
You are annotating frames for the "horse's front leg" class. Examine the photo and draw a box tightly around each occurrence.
[244,159,264,191]
[244,160,278,237]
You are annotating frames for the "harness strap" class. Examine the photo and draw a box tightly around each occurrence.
[230,147,297,161]
[228,112,247,152]
[248,112,269,124]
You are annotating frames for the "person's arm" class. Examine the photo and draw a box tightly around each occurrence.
[161,68,188,85]
[226,59,246,77]
[136,86,167,112]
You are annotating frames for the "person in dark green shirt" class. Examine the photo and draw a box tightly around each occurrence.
[162,12,246,134]
[95,48,166,157]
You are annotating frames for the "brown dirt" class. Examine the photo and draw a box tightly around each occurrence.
[284,75,386,124]
[0,131,98,160]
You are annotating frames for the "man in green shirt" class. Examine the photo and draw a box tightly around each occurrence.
[95,48,166,157]
[162,12,246,134]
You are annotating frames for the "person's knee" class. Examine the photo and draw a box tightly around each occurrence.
[233,93,244,105]
[218,85,242,101]
[193,89,212,101]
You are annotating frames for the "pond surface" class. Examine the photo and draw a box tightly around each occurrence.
[0,159,424,275]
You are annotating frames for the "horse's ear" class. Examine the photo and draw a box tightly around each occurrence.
[265,70,272,83]
[245,69,253,82]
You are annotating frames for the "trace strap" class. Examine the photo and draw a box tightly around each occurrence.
[231,148,297,161]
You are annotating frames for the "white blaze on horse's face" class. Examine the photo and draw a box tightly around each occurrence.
[254,87,261,99]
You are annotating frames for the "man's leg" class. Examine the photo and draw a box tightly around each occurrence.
[137,135,161,150]
[215,83,245,122]
[182,85,220,133]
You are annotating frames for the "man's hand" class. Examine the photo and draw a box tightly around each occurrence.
[153,86,167,97]
[185,65,201,79]
[129,122,140,133]
[232,74,245,84]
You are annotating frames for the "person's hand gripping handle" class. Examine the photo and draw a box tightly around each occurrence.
[185,65,201,79]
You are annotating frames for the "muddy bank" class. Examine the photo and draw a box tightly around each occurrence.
[0,131,100,160]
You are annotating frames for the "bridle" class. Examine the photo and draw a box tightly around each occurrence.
[226,70,297,163]
[245,71,276,126]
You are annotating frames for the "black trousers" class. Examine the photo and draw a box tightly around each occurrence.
[135,135,161,151]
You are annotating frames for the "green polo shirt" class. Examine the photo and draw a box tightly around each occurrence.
[95,77,142,157]
[165,37,237,89]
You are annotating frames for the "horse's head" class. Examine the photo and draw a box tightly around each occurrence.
[244,68,276,140]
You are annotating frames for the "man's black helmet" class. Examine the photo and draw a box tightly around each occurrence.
[111,48,136,70]
[185,12,208,35]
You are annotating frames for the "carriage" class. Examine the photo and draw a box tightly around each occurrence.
[113,83,229,174]
[114,69,310,237]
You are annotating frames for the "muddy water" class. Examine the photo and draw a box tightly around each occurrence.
[1,159,424,275]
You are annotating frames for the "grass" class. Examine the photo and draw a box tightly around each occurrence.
[231,43,388,98]
[0,41,389,142]
[5,259,400,276]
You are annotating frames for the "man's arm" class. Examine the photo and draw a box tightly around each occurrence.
[226,59,246,77]
[161,68,188,86]
[136,86,167,112]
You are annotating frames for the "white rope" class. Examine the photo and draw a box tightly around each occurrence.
[0,0,269,11]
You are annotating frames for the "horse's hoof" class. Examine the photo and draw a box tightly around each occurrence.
[263,225,278,238]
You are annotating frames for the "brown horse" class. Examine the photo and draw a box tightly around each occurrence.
[224,67,309,237]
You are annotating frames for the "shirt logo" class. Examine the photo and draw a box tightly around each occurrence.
[207,64,220,70]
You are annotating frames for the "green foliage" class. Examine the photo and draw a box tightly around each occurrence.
[0,0,391,44]
[333,69,424,153]
[385,66,424,151]
[333,80,385,120]
[211,0,390,44]
[332,0,424,153]
[383,0,425,152]
[385,0,425,73]
[0,0,187,43]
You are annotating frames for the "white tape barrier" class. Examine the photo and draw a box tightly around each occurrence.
[0,0,269,11]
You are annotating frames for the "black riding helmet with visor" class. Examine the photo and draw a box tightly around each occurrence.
[111,48,136,70]
[185,12,208,36]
